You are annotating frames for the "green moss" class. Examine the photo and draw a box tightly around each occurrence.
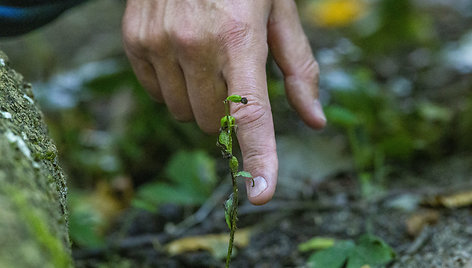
[6,184,71,267]
[0,50,71,267]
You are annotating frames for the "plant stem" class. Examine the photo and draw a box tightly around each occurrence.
[224,99,238,268]
[221,97,250,267]
[225,172,238,268]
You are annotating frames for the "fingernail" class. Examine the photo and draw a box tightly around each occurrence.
[249,176,268,198]
[314,99,327,123]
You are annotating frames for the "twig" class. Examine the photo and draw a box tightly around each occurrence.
[72,233,168,260]
[168,181,231,236]
[237,199,365,216]
[405,226,431,255]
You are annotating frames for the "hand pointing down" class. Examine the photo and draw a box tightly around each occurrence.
[122,0,326,205]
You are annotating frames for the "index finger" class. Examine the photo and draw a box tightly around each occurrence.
[222,45,278,206]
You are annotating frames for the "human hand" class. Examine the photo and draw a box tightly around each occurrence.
[122,0,326,205]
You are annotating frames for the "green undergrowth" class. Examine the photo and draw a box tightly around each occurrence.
[133,150,217,211]
[324,68,456,197]
[300,234,395,268]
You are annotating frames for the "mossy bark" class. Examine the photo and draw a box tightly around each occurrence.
[0,50,72,267]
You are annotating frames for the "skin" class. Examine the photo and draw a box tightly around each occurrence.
[122,0,327,205]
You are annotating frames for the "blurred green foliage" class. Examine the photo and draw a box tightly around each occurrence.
[84,68,216,185]
[457,96,472,152]
[355,0,436,55]
[325,68,453,195]
[306,234,395,268]
[46,66,219,248]
[133,150,217,212]
[300,0,470,196]
[45,66,217,188]
[68,191,106,248]
[325,68,450,163]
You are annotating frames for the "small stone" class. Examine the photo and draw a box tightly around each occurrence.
[1,110,12,119]
[23,94,34,104]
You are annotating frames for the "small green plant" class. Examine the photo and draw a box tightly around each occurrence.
[217,95,253,267]
[324,69,453,198]
[132,150,217,211]
[300,234,395,268]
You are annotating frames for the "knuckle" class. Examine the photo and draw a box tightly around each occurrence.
[299,57,320,83]
[121,14,136,43]
[243,143,276,163]
[218,20,253,52]
[172,30,198,47]
[122,29,143,55]
[231,98,267,130]
[145,33,168,56]
[124,31,168,57]
[171,29,207,56]
[122,23,168,57]
[122,19,145,50]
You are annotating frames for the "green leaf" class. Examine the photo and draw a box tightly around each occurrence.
[132,150,218,209]
[235,171,252,178]
[299,237,336,252]
[308,240,355,268]
[69,209,105,248]
[220,116,228,128]
[346,235,395,268]
[226,95,242,103]
[131,198,158,212]
[220,115,236,129]
[218,130,230,149]
[134,183,207,207]
[230,156,239,173]
[224,193,234,230]
[68,192,105,248]
[378,134,415,160]
[325,105,359,128]
[306,235,395,268]
[165,150,217,196]
[418,102,452,122]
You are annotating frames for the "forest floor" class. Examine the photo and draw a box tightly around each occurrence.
[73,153,472,268]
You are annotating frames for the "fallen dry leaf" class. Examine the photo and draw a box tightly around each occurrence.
[165,229,251,259]
[423,190,472,208]
[406,209,440,237]
[298,237,336,252]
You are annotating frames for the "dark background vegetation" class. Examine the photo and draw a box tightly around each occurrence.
[1,0,472,267]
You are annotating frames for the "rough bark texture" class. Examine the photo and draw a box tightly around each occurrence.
[0,50,71,267]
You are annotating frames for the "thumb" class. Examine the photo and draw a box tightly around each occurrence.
[268,0,327,129]
[223,49,278,206]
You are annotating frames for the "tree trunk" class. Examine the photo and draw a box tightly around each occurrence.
[0,50,72,267]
